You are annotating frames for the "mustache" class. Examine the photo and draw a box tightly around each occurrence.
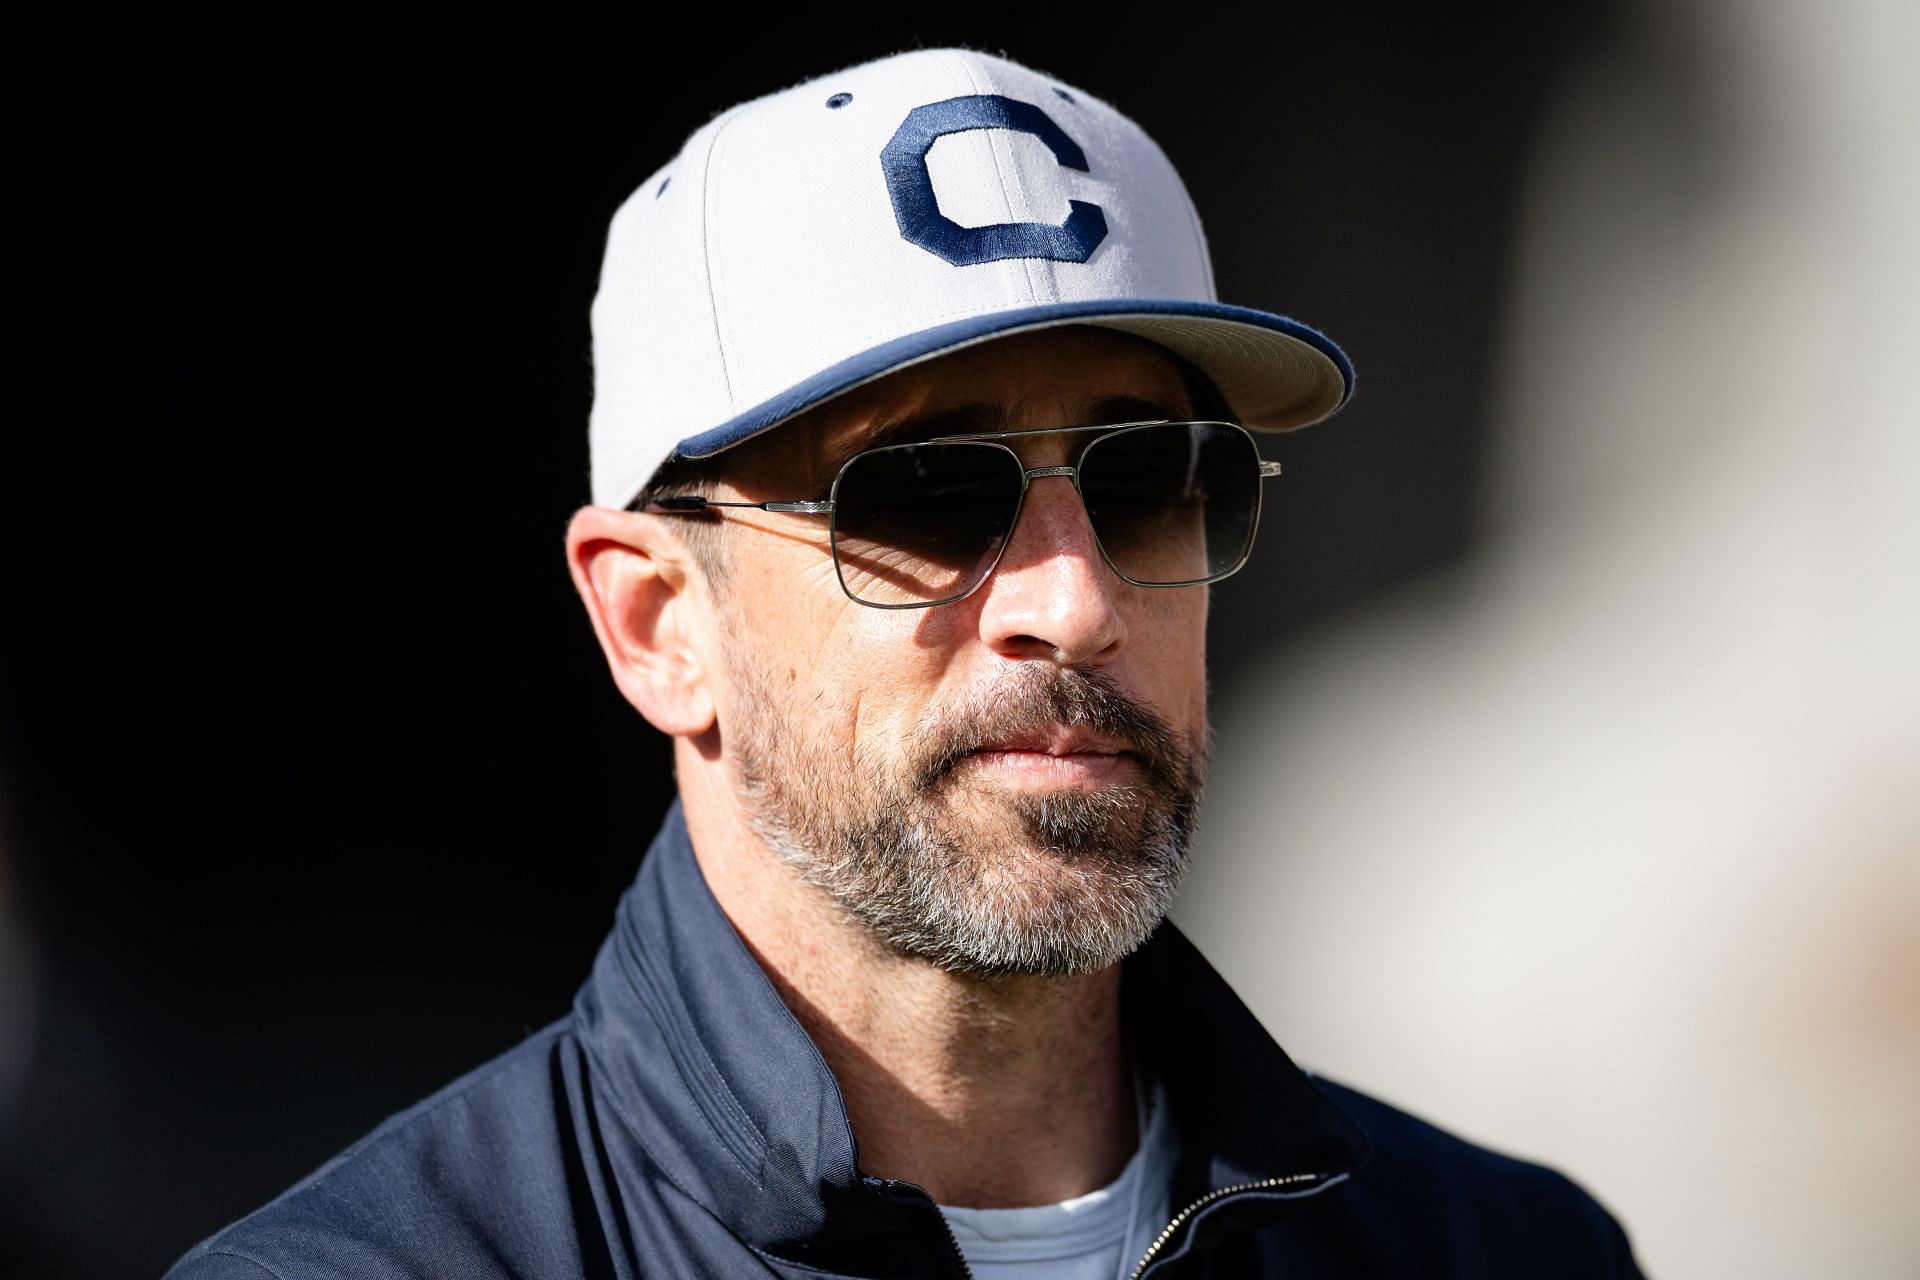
[908,667,1201,795]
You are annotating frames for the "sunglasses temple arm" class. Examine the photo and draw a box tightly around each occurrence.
[638,496,834,515]
[1258,461,1283,478]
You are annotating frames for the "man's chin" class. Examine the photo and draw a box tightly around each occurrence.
[776,785,1194,980]
[929,785,1174,864]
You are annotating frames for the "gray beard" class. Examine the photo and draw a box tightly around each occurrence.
[725,651,1208,979]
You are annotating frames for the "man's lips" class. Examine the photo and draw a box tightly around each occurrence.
[960,726,1138,785]
[969,726,1133,757]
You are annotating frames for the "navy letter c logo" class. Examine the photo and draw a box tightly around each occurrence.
[880,95,1109,267]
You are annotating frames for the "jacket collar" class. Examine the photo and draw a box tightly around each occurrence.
[572,799,1371,1269]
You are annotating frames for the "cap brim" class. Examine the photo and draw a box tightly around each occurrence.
[671,299,1352,460]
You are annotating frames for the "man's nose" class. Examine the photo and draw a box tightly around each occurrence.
[973,472,1126,666]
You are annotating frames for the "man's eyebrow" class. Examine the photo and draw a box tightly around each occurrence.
[814,404,1010,484]
[1078,394,1192,428]
[810,393,1192,488]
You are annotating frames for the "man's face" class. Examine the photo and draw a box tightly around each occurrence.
[701,327,1214,978]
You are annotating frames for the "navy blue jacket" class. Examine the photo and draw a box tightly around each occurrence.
[167,802,1643,1278]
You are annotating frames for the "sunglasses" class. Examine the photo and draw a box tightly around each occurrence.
[638,419,1282,609]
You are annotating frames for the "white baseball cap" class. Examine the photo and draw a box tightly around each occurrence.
[588,47,1353,510]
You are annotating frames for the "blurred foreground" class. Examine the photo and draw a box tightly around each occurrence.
[1182,3,1920,1276]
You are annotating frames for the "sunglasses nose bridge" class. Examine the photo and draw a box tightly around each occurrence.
[992,464,1110,583]
[1010,466,1100,557]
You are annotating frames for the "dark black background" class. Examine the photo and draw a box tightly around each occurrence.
[5,8,1611,1275]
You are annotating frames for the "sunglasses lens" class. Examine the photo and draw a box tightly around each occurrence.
[1078,423,1261,585]
[832,443,1024,606]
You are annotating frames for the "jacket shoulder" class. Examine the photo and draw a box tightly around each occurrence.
[1308,1075,1642,1277]
[164,1021,581,1280]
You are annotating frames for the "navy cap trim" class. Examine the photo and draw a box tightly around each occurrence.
[672,299,1353,459]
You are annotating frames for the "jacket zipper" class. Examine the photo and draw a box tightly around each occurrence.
[876,1179,976,1280]
[922,1169,1337,1280]
[934,1207,976,1280]
[1125,1172,1331,1280]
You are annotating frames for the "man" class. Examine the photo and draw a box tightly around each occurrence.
[168,48,1641,1278]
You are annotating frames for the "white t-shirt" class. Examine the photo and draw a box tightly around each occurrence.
[937,1074,1177,1280]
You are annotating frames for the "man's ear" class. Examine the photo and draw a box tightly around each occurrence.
[565,506,716,737]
